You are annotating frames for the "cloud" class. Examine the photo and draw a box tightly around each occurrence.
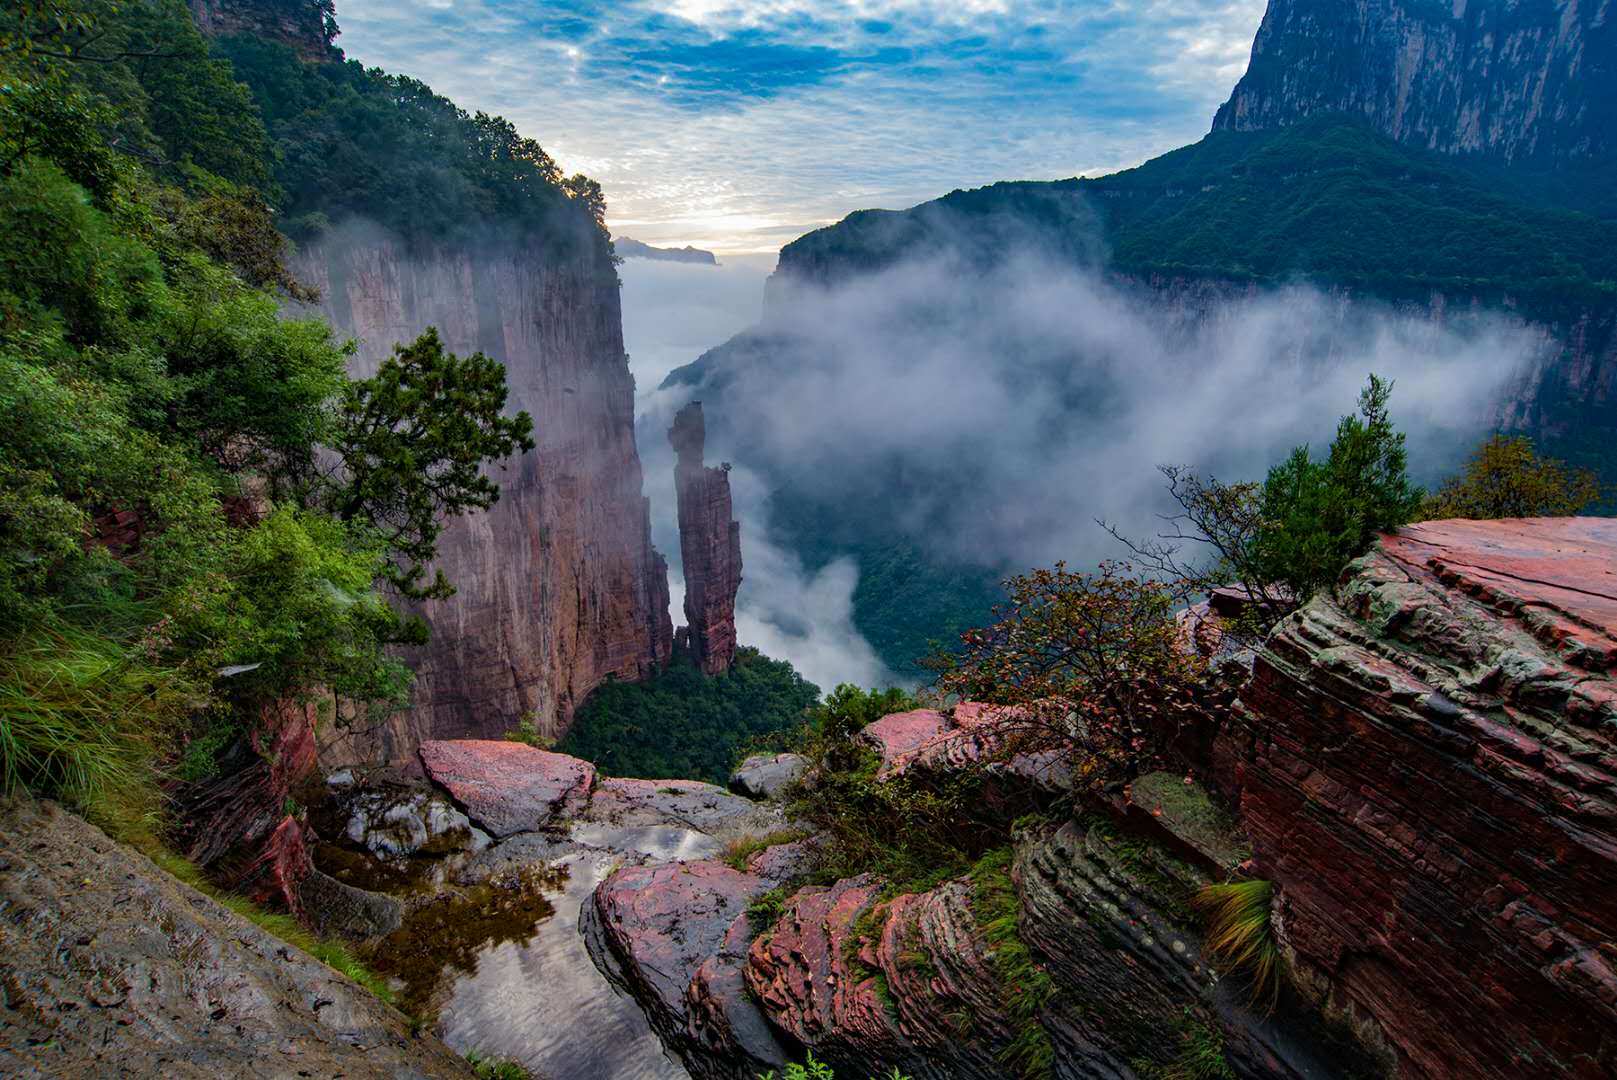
[664,238,1543,581]
[621,257,899,690]
[333,1,1268,252]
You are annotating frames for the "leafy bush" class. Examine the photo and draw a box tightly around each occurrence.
[758,1053,912,1080]
[929,561,1215,792]
[1421,434,1603,520]
[1251,375,1422,601]
[1118,375,1421,634]
[0,5,548,836]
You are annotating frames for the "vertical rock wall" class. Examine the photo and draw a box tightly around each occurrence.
[1215,0,1616,164]
[187,0,332,59]
[669,402,742,675]
[296,237,673,763]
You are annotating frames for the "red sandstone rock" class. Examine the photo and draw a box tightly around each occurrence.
[1234,517,1617,1078]
[296,242,674,764]
[585,860,773,1079]
[861,702,1072,793]
[669,402,742,675]
[418,740,594,838]
[189,0,332,60]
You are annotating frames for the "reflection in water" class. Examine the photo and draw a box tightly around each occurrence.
[438,824,725,1080]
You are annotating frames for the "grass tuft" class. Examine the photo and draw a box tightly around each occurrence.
[1193,879,1278,1008]
[723,827,811,872]
[465,1051,532,1079]
[0,624,196,809]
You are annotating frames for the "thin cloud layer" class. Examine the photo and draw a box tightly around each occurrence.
[335,1,1267,252]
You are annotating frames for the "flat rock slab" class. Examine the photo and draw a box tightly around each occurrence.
[586,777,783,842]
[0,799,472,1080]
[419,740,595,838]
[1384,517,1617,667]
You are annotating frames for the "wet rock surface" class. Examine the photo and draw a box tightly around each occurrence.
[0,799,473,1080]
[1233,517,1617,1078]
[293,744,795,1080]
[729,753,809,801]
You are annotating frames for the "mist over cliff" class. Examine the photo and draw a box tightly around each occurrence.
[647,216,1543,676]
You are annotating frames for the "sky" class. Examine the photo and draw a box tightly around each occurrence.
[336,0,1268,254]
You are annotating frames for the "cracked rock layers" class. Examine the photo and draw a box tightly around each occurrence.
[1231,516,1617,1078]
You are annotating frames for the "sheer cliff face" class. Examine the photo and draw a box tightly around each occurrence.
[1216,0,1616,163]
[188,0,330,59]
[296,238,673,763]
[669,403,742,675]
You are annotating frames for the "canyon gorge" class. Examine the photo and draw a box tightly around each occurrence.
[2,1,1615,1079]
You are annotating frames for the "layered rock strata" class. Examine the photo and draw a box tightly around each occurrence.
[669,402,742,674]
[1230,516,1617,1078]
[1215,0,1616,165]
[587,779,1358,1079]
[295,239,674,762]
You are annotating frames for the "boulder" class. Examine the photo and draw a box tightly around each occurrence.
[1233,517,1617,1078]
[418,740,595,838]
[729,753,809,800]
[341,788,484,858]
[861,703,1072,794]
[584,860,773,1079]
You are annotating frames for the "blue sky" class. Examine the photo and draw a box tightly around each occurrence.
[338,1,1267,253]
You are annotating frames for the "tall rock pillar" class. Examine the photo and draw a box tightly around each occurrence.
[669,402,742,675]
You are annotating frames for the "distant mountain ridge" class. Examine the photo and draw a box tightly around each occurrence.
[1214,0,1615,166]
[616,237,719,264]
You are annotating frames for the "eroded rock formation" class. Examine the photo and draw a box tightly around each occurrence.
[1229,517,1617,1078]
[669,402,742,674]
[1215,0,1616,165]
[295,239,674,762]
[590,519,1617,1079]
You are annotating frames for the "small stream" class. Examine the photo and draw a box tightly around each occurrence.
[318,794,731,1080]
[437,824,721,1080]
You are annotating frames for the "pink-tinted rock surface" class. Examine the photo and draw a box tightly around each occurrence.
[586,776,783,842]
[188,0,330,60]
[418,740,594,838]
[1232,517,1617,1078]
[177,698,321,918]
[669,402,742,675]
[584,861,774,1079]
[861,703,1071,793]
[297,240,674,764]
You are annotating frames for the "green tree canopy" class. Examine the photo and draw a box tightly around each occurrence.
[1421,434,1603,520]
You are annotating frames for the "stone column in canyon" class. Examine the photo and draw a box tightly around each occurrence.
[669,402,742,675]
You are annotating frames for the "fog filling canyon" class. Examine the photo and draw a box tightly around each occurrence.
[623,239,1543,689]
